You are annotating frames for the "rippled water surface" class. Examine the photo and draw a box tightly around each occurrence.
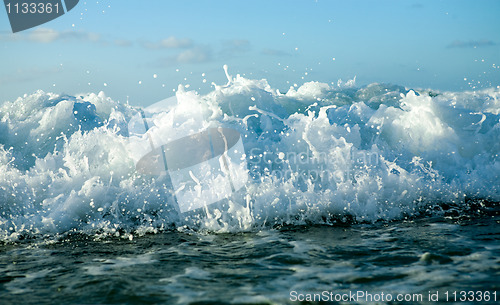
[1,211,498,304]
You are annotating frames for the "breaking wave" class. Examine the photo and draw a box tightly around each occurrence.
[1,71,499,241]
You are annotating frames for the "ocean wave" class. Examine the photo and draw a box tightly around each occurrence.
[1,72,499,241]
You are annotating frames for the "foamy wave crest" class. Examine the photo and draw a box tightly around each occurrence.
[1,74,499,241]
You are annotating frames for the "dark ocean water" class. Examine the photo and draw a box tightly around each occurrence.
[1,209,498,305]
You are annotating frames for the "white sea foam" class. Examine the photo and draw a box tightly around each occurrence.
[0,74,499,241]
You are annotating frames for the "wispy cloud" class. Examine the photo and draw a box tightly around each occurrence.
[28,28,60,43]
[220,39,251,55]
[142,36,193,49]
[155,46,213,66]
[177,46,212,63]
[32,28,100,43]
[0,27,101,44]
[0,28,101,43]
[114,39,133,47]
[152,38,251,66]
[410,3,424,9]
[0,28,139,48]
[261,48,291,57]
[447,39,496,49]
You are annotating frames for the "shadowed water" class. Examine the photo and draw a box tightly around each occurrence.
[1,211,498,304]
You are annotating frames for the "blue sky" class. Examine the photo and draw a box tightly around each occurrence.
[1,0,499,106]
